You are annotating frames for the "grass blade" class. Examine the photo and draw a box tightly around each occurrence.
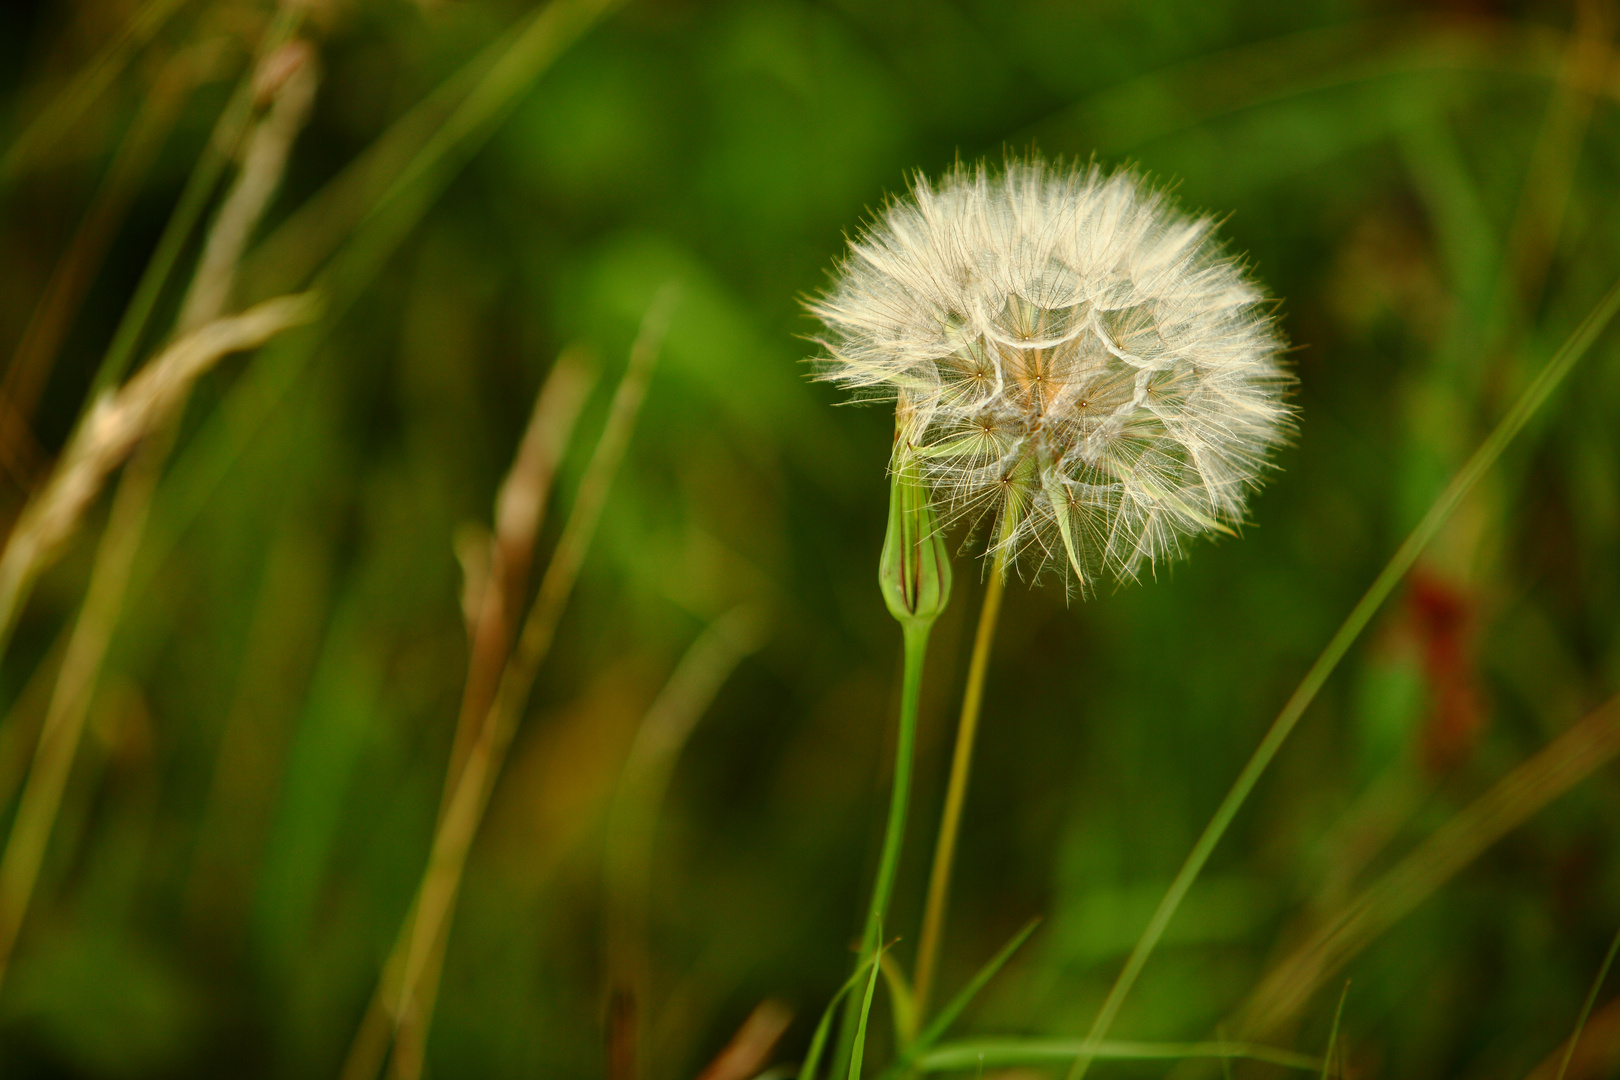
[801,954,884,1080]
[91,7,304,399]
[1065,271,1620,1079]
[1321,983,1349,1080]
[122,0,624,627]
[917,1038,1322,1072]
[1237,694,1620,1036]
[887,918,1040,1078]
[913,556,1007,1018]
[338,286,675,1080]
[848,935,886,1080]
[1553,923,1620,1080]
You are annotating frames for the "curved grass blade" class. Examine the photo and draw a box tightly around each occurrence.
[800,952,884,1080]
[885,918,1041,1079]
[1552,923,1620,1080]
[848,936,886,1080]
[1321,983,1349,1080]
[916,1038,1322,1072]
[1065,271,1620,1080]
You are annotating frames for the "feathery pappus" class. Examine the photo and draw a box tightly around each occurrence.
[811,158,1294,589]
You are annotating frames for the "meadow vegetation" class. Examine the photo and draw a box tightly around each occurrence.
[0,0,1618,1077]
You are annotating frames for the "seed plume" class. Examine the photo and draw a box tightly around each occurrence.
[811,159,1293,588]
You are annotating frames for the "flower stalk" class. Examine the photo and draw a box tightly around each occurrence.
[863,439,951,950]
[835,438,950,1076]
[912,547,1005,1019]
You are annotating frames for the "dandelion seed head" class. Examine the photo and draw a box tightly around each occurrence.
[810,158,1293,589]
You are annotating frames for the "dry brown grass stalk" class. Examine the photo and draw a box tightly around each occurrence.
[340,285,677,1080]
[445,344,598,813]
[0,46,321,991]
[387,345,599,1079]
[0,291,319,655]
[1237,693,1620,1038]
[177,41,318,332]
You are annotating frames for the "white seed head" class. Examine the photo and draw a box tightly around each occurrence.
[811,159,1293,589]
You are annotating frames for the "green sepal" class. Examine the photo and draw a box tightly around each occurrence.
[879,450,952,629]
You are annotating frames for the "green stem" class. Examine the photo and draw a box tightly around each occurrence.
[834,620,930,1077]
[913,555,1005,1019]
[865,621,929,956]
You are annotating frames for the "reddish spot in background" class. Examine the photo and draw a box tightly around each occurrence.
[1407,569,1484,773]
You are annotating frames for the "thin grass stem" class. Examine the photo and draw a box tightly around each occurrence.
[918,1038,1322,1072]
[1553,921,1620,1080]
[913,553,1006,1019]
[379,347,600,1071]
[118,0,623,628]
[0,421,170,988]
[0,291,318,665]
[441,347,597,819]
[1064,271,1620,1080]
[1236,694,1620,1036]
[0,55,317,993]
[339,286,676,1080]
[1321,982,1349,1079]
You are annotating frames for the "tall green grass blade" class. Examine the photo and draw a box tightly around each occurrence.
[1065,271,1620,1080]
[1236,695,1620,1035]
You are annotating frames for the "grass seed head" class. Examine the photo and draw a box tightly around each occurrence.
[811,158,1294,590]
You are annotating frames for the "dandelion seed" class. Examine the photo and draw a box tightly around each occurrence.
[811,158,1293,588]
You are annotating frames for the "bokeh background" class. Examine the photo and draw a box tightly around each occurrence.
[2,0,1619,1077]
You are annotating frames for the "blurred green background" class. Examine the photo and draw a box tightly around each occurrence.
[2,0,1619,1077]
